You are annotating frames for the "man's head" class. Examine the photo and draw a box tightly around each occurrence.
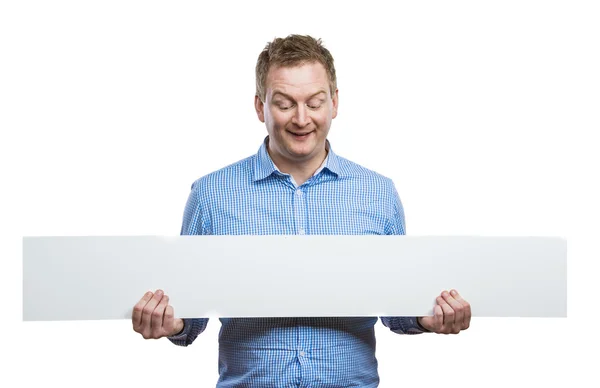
[254,35,339,169]
[255,35,337,103]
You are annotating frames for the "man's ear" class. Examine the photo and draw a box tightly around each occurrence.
[332,89,339,119]
[255,95,265,123]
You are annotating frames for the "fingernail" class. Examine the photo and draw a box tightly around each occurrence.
[156,290,163,297]
[450,290,457,296]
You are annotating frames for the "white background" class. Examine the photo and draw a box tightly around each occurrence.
[1,1,598,387]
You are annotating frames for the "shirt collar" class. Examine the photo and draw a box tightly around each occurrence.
[252,136,342,182]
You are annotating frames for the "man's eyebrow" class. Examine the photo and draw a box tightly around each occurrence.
[308,90,327,99]
[271,90,327,100]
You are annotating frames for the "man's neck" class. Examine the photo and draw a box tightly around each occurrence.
[268,148,328,187]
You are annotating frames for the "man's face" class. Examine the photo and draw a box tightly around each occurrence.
[255,62,338,166]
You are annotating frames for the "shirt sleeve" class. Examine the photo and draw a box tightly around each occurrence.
[168,181,211,346]
[379,180,428,335]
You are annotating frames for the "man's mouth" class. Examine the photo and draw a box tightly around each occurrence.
[287,130,314,138]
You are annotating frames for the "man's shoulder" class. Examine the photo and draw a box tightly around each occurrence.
[190,154,255,193]
[335,154,396,188]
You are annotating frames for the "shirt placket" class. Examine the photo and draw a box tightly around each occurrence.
[293,186,312,387]
[297,317,313,388]
[294,187,306,235]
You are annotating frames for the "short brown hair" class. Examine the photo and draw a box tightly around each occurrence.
[255,34,337,102]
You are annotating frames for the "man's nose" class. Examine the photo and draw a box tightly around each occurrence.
[292,105,310,127]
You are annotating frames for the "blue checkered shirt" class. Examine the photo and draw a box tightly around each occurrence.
[168,137,425,387]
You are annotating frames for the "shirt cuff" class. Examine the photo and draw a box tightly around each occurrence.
[382,316,428,334]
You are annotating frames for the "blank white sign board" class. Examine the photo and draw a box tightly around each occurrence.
[23,235,566,321]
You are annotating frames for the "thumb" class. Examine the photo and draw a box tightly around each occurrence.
[163,305,181,335]
[418,315,434,331]
[167,315,184,337]
[419,304,443,332]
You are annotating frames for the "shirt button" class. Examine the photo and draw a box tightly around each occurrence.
[299,351,305,357]
[296,190,303,196]
[299,229,305,235]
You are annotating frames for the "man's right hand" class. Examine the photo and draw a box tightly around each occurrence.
[132,289,184,339]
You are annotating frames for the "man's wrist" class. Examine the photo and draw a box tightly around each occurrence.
[170,319,185,337]
[416,317,431,332]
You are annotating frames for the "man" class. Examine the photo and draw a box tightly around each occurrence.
[132,34,471,387]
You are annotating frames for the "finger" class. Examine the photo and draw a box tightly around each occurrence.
[141,289,164,336]
[451,290,471,329]
[437,295,455,332]
[151,293,169,338]
[163,304,175,333]
[132,291,153,330]
[433,304,444,332]
[443,290,465,332]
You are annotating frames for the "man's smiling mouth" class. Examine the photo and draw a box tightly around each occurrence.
[287,130,314,138]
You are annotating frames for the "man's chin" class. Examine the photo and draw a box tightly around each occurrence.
[286,146,325,162]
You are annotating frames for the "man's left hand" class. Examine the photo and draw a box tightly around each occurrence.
[417,289,471,334]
